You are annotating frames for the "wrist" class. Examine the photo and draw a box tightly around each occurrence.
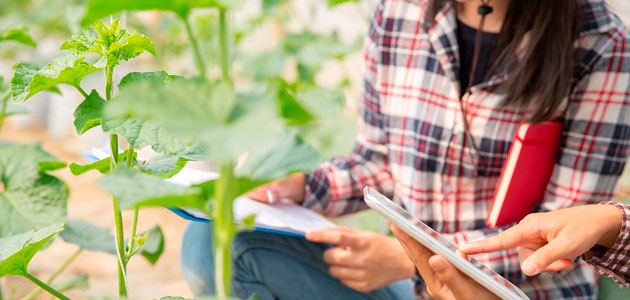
[596,204,623,249]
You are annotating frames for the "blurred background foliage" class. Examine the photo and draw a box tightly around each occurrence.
[0,0,629,298]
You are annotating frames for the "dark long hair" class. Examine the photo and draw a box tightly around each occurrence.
[427,0,582,123]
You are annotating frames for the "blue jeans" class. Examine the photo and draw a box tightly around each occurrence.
[180,222,417,300]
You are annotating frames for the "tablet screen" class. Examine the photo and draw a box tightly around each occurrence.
[367,188,528,299]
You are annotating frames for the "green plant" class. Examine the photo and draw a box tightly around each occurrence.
[0,0,363,299]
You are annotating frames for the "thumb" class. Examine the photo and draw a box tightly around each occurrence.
[429,255,477,299]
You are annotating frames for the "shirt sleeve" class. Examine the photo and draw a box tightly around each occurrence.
[302,0,394,217]
[584,201,630,288]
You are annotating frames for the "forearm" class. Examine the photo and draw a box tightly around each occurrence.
[303,151,393,217]
[583,202,630,288]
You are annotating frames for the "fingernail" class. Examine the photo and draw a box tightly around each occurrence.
[522,260,539,275]
[431,257,447,271]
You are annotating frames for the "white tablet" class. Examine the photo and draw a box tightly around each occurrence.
[364,187,530,300]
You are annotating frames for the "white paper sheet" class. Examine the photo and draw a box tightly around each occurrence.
[169,166,335,235]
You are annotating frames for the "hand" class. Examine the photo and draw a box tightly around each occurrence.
[460,204,623,276]
[388,222,500,300]
[305,227,416,292]
[243,173,306,205]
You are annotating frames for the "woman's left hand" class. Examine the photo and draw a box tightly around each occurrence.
[388,222,500,300]
[306,226,416,292]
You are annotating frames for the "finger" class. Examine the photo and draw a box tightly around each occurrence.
[429,255,478,300]
[340,280,372,293]
[306,229,361,247]
[329,265,365,280]
[389,223,416,245]
[460,225,529,255]
[521,238,572,276]
[543,259,575,272]
[327,226,358,233]
[390,225,441,289]
[323,247,356,266]
[244,187,271,202]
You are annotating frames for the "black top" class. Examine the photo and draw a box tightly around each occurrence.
[456,19,497,96]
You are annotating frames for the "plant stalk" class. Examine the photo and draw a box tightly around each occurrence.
[112,196,128,295]
[183,16,207,79]
[105,66,114,101]
[105,64,128,296]
[218,9,231,85]
[126,147,135,167]
[75,85,89,98]
[212,162,237,299]
[22,273,70,300]
[20,248,83,300]
[0,94,8,135]
[126,207,139,257]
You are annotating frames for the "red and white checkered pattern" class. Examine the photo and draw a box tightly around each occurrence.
[304,0,630,298]
[585,202,630,288]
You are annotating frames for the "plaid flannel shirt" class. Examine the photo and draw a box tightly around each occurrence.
[303,0,630,299]
[585,202,630,288]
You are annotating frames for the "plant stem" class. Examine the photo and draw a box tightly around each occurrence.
[183,16,207,79]
[218,9,231,85]
[106,65,114,101]
[126,147,135,167]
[22,273,70,300]
[105,64,128,296]
[20,248,83,300]
[0,278,4,300]
[74,85,89,98]
[212,162,237,299]
[110,134,119,168]
[0,94,8,135]
[126,207,139,257]
[112,196,128,296]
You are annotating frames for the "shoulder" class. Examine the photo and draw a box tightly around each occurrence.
[372,0,430,32]
[575,3,630,75]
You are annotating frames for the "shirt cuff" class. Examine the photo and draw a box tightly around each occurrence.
[583,201,630,288]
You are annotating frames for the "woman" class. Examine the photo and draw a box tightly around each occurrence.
[181,0,630,299]
[390,201,630,300]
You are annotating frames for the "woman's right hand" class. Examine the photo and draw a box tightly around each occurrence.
[460,204,623,276]
[243,173,307,205]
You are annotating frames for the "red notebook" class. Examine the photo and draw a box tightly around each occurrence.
[486,121,563,228]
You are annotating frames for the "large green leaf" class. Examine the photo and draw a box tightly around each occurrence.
[0,27,36,47]
[104,80,285,161]
[60,220,164,264]
[0,224,65,277]
[81,0,244,24]
[102,118,197,155]
[60,220,116,254]
[69,150,134,176]
[73,90,105,135]
[138,225,165,265]
[61,20,156,67]
[0,144,68,238]
[236,131,320,182]
[118,71,183,88]
[137,143,206,178]
[99,166,206,210]
[103,72,197,157]
[11,51,102,103]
